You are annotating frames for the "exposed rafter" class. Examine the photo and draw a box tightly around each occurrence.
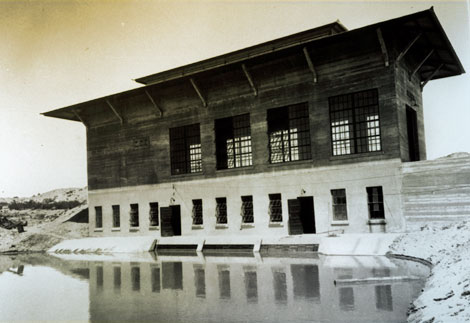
[410,49,435,80]
[396,33,422,63]
[105,99,123,124]
[376,28,389,67]
[241,64,258,96]
[421,63,444,89]
[302,47,318,83]
[189,78,207,108]
[145,90,163,117]
[73,110,89,129]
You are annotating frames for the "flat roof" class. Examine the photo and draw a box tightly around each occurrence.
[43,8,464,122]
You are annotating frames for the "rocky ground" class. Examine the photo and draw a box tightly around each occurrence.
[390,220,470,323]
[0,188,88,253]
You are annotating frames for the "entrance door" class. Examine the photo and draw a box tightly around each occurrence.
[160,205,181,237]
[406,106,420,162]
[288,196,316,235]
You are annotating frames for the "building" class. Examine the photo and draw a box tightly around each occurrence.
[44,8,464,239]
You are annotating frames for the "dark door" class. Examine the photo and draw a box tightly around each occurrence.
[160,205,181,237]
[288,199,303,235]
[406,106,420,161]
[170,205,181,236]
[298,196,316,234]
[288,196,316,234]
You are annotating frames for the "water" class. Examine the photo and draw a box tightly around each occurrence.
[0,253,429,323]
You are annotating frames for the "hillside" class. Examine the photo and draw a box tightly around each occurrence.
[0,187,89,253]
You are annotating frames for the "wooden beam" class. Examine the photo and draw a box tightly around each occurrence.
[73,110,89,129]
[145,90,163,117]
[241,64,258,96]
[189,78,207,107]
[303,47,318,83]
[421,63,444,89]
[396,33,422,63]
[376,28,389,67]
[105,99,123,124]
[410,49,435,80]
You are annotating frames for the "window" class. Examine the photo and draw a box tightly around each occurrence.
[215,198,227,224]
[95,206,102,228]
[149,202,159,227]
[331,189,348,221]
[268,103,311,163]
[367,186,384,219]
[192,199,203,225]
[170,123,202,175]
[241,196,254,223]
[269,194,282,222]
[112,205,120,228]
[130,203,139,227]
[215,114,252,169]
[329,89,381,156]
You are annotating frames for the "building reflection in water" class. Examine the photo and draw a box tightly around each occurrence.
[82,254,428,323]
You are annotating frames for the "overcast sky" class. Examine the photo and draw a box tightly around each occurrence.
[1,0,469,198]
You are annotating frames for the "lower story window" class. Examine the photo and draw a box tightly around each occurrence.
[112,205,120,227]
[268,194,282,222]
[367,186,384,219]
[192,199,203,225]
[331,189,348,221]
[130,204,139,227]
[241,196,254,224]
[149,202,159,226]
[216,198,227,224]
[95,206,102,228]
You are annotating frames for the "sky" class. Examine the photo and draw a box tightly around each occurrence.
[0,0,469,198]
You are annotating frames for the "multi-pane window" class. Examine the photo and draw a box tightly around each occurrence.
[367,186,385,219]
[331,189,348,221]
[329,89,381,156]
[130,203,139,227]
[215,114,252,169]
[268,103,311,163]
[112,205,120,228]
[241,196,254,223]
[95,206,102,228]
[192,199,203,225]
[269,194,282,222]
[170,123,202,175]
[149,202,159,227]
[215,197,227,224]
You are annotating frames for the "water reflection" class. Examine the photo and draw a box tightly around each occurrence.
[0,253,429,323]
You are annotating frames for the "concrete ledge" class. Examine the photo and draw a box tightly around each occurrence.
[48,236,156,254]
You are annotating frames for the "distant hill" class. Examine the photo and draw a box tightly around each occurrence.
[0,187,87,205]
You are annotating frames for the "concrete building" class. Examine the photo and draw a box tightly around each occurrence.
[44,9,464,240]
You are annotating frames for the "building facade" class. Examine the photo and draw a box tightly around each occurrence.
[44,9,464,238]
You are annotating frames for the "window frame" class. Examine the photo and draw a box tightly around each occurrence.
[149,202,159,227]
[192,199,203,226]
[112,205,120,228]
[215,114,252,170]
[267,103,312,164]
[130,203,139,227]
[366,186,385,219]
[95,206,103,229]
[169,123,202,175]
[215,197,228,225]
[268,194,283,223]
[241,195,254,224]
[331,189,348,222]
[329,89,382,156]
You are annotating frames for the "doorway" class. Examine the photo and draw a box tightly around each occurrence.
[160,205,181,237]
[288,196,316,235]
[406,105,420,161]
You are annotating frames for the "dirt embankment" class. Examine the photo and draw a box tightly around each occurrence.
[389,220,470,323]
[0,188,89,253]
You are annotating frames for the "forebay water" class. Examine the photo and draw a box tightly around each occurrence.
[0,253,429,323]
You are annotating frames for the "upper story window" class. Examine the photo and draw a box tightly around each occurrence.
[329,89,381,156]
[215,114,252,169]
[267,103,311,163]
[170,123,202,175]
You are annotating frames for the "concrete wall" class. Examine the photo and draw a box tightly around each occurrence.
[88,158,405,237]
